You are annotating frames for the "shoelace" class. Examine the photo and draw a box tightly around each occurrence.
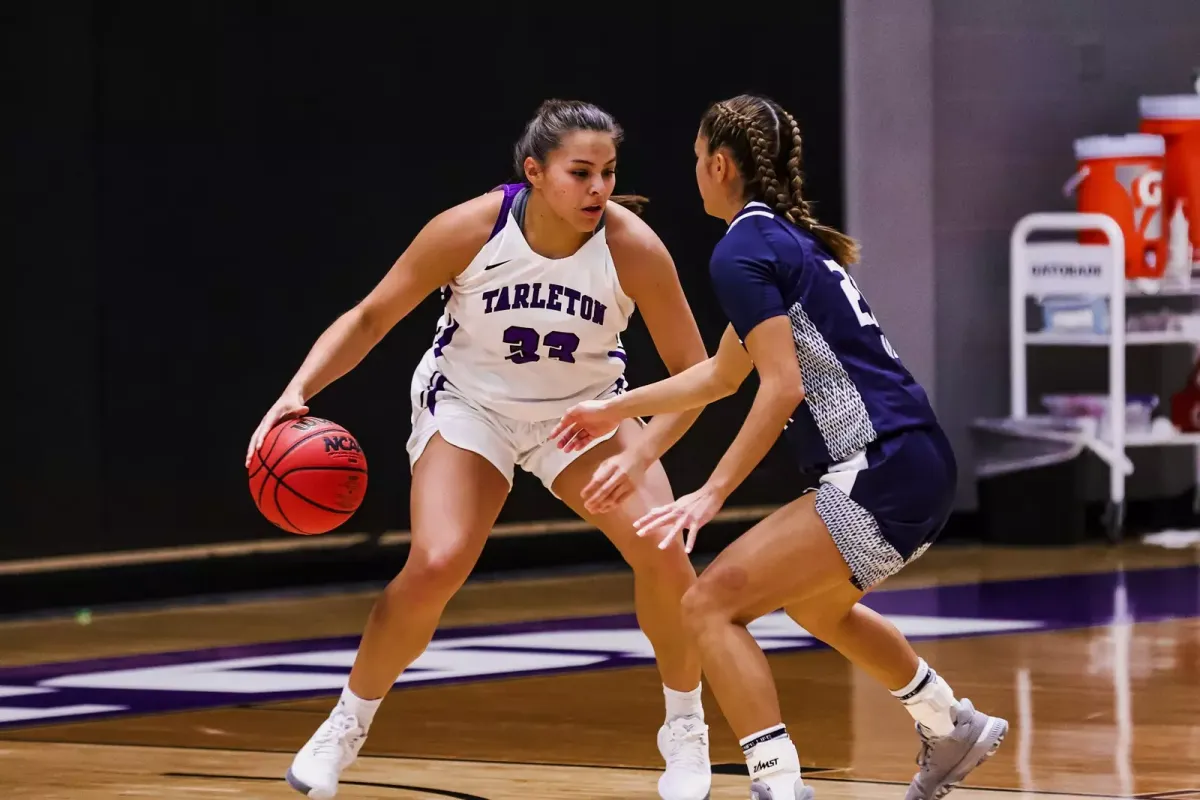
[914,704,969,771]
[664,719,709,772]
[312,713,364,760]
[914,724,934,769]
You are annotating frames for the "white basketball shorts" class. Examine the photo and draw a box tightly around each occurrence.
[405,364,625,491]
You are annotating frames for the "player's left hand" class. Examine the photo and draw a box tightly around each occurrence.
[580,449,650,515]
[633,484,726,553]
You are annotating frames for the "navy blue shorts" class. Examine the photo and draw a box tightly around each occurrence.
[810,425,957,591]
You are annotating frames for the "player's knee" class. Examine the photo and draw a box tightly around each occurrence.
[390,547,476,605]
[622,536,689,577]
[679,577,733,635]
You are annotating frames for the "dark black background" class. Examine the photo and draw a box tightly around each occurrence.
[7,2,843,559]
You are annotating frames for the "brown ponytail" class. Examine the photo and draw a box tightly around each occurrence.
[609,194,649,215]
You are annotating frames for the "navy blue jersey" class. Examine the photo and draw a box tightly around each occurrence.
[709,201,938,471]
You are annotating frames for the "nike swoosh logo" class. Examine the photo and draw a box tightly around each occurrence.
[484,259,512,271]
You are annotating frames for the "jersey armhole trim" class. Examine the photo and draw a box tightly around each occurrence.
[488,183,525,242]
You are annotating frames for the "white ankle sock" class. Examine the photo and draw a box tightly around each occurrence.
[663,683,704,722]
[741,724,802,789]
[335,686,382,731]
[892,658,957,737]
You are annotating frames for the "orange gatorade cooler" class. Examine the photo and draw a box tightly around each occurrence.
[1139,94,1200,265]
[1064,133,1166,279]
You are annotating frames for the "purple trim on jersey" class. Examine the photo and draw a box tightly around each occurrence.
[419,370,440,412]
[607,349,627,364]
[489,183,526,242]
[433,317,459,357]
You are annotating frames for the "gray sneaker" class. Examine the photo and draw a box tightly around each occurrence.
[905,698,1007,800]
[749,777,814,800]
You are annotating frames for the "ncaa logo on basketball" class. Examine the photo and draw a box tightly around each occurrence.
[249,416,368,535]
[323,435,360,454]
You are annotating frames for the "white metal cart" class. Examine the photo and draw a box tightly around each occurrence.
[977,211,1200,540]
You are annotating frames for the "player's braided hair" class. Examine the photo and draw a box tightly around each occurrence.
[513,99,648,215]
[700,95,860,265]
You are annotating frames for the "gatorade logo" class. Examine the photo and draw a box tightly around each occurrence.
[753,758,779,773]
[1134,169,1164,208]
[1117,165,1165,244]
[1134,169,1165,263]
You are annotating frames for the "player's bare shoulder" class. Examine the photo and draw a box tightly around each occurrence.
[376,188,505,299]
[604,201,669,267]
[420,189,505,262]
[604,200,656,247]
[604,200,675,296]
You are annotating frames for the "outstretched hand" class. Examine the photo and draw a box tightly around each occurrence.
[579,449,651,515]
[551,399,622,453]
[633,484,726,553]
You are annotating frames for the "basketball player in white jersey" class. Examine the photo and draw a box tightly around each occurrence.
[246,99,713,800]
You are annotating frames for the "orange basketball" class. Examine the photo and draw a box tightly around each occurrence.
[247,416,368,535]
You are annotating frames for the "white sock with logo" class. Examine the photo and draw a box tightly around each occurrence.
[335,685,382,732]
[740,724,802,793]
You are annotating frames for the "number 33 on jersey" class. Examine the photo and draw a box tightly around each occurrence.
[414,184,635,423]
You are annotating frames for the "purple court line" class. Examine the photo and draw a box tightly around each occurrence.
[0,563,1196,731]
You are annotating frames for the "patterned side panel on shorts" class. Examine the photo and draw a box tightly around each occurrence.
[786,301,877,462]
[814,482,904,590]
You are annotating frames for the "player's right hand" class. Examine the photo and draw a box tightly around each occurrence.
[551,399,621,453]
[245,390,309,468]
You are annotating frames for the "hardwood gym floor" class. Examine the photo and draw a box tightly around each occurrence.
[2,541,1199,798]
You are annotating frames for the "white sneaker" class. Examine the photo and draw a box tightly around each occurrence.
[657,715,712,800]
[285,709,367,798]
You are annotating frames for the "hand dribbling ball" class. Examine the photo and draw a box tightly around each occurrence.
[248,416,368,534]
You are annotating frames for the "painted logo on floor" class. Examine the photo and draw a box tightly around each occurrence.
[1,564,1197,730]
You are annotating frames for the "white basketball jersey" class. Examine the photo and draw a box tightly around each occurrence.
[414,184,635,422]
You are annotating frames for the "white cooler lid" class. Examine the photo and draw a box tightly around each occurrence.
[1074,133,1166,161]
[1139,94,1200,120]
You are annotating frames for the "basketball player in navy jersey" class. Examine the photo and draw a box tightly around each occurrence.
[552,94,1008,800]
[247,100,713,799]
